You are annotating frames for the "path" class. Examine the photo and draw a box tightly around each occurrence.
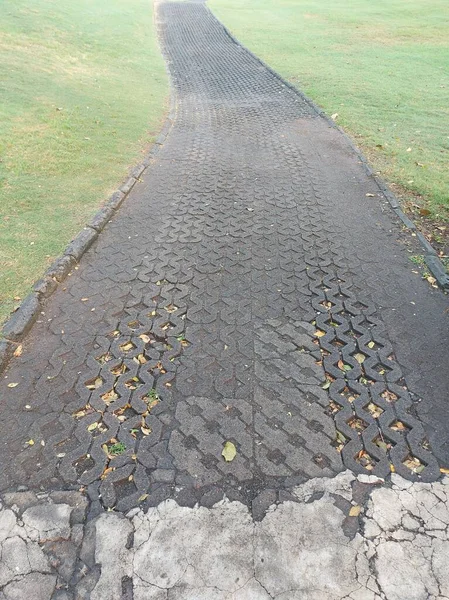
[1,2,449,598]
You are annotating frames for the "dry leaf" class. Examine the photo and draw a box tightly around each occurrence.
[87,422,98,432]
[222,441,237,462]
[440,467,449,474]
[27,439,34,446]
[86,377,103,390]
[366,193,376,197]
[139,334,151,344]
[315,330,325,338]
[121,343,134,352]
[138,494,148,502]
[331,113,339,120]
[354,353,365,364]
[349,505,361,517]
[101,467,114,479]
[13,345,23,357]
[7,383,19,388]
[141,425,151,436]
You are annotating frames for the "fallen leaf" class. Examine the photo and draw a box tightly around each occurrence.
[367,341,375,349]
[27,439,34,446]
[419,208,431,216]
[222,441,237,462]
[86,377,103,390]
[121,342,134,352]
[366,193,376,197]
[354,353,365,364]
[81,298,89,302]
[440,467,449,474]
[101,467,114,480]
[349,505,361,517]
[7,383,19,388]
[331,113,339,120]
[13,345,23,357]
[87,422,98,432]
[141,425,152,436]
[376,440,389,452]
[138,494,149,502]
[322,380,331,390]
[315,330,325,338]
[427,276,437,285]
[102,390,118,405]
[139,334,151,344]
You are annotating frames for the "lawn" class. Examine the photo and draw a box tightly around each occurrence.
[0,0,168,325]
[210,0,449,228]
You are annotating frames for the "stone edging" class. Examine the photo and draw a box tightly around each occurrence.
[212,6,449,293]
[0,111,175,375]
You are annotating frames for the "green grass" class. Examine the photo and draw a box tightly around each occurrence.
[0,0,168,324]
[210,0,449,219]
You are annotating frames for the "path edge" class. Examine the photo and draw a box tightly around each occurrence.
[209,5,449,292]
[0,113,176,375]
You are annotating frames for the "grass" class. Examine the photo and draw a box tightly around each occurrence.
[210,0,449,224]
[0,0,168,325]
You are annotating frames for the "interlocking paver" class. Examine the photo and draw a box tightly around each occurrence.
[0,0,448,511]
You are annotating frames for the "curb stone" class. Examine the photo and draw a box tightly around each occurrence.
[212,6,449,293]
[0,112,175,376]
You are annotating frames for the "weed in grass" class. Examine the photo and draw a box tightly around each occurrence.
[108,442,126,456]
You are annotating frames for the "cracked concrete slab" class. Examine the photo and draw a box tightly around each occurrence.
[2,471,447,599]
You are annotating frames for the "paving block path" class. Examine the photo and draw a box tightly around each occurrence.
[1,0,449,516]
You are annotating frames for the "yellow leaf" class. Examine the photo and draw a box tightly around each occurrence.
[390,464,396,473]
[101,467,114,479]
[13,345,23,357]
[138,494,148,502]
[27,439,34,446]
[440,467,449,474]
[315,330,325,338]
[87,422,98,432]
[141,426,151,436]
[7,383,19,388]
[349,505,361,517]
[222,441,237,462]
[139,334,151,344]
[368,341,375,349]
[354,353,365,364]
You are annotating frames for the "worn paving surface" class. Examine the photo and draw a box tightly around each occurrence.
[2,472,449,599]
[1,0,449,596]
